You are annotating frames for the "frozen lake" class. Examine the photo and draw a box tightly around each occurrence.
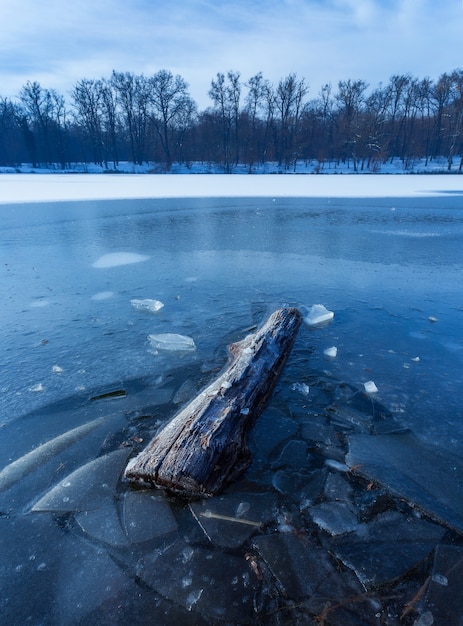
[1,175,463,623]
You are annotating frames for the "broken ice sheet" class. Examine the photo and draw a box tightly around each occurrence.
[75,504,130,547]
[303,303,334,327]
[346,432,463,533]
[425,545,463,623]
[130,298,164,313]
[309,501,360,536]
[122,490,178,543]
[54,538,128,625]
[333,511,444,589]
[189,492,277,548]
[148,333,196,352]
[137,537,259,623]
[31,448,130,512]
[253,532,361,603]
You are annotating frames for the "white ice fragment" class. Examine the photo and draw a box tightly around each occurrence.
[364,380,378,394]
[324,346,338,358]
[91,291,114,301]
[291,382,310,396]
[325,459,350,473]
[30,300,49,308]
[148,333,196,352]
[29,383,44,392]
[304,304,334,327]
[411,356,420,362]
[92,252,150,268]
[131,298,164,313]
[432,573,448,586]
[52,365,64,374]
[428,316,438,323]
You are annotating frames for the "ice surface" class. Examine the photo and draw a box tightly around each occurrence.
[91,291,114,300]
[130,298,164,313]
[253,532,362,604]
[425,545,463,622]
[122,490,178,542]
[333,511,444,588]
[31,449,130,512]
[92,252,150,268]
[304,304,334,327]
[347,432,463,533]
[0,415,111,494]
[75,504,130,547]
[137,537,259,622]
[310,501,360,536]
[148,332,196,352]
[189,492,277,548]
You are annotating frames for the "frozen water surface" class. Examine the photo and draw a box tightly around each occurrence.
[1,175,463,624]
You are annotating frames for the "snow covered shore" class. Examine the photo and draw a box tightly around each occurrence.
[1,172,462,204]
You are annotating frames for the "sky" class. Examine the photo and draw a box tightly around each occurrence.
[1,0,463,110]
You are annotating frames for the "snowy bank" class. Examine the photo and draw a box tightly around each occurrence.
[1,172,463,204]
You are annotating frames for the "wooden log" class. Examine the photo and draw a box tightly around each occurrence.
[125,307,302,498]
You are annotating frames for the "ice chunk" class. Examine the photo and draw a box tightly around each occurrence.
[148,333,196,352]
[29,383,44,392]
[324,346,338,358]
[52,365,64,374]
[347,432,463,533]
[291,382,310,396]
[137,538,259,622]
[131,298,164,313]
[122,491,178,543]
[92,252,149,268]
[31,449,130,512]
[304,304,334,327]
[309,501,359,536]
[75,505,130,547]
[333,511,444,588]
[363,380,378,394]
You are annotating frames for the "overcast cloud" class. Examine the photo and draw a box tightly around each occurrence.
[1,0,462,108]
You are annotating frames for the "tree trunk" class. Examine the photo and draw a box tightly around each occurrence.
[125,307,302,498]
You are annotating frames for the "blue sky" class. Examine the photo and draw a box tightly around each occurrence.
[1,0,462,108]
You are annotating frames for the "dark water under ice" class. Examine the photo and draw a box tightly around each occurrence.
[1,194,463,624]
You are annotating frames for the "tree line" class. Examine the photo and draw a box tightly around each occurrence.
[1,68,463,172]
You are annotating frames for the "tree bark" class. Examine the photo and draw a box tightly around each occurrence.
[125,307,302,498]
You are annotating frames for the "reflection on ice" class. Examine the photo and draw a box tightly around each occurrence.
[92,252,150,268]
[90,291,114,300]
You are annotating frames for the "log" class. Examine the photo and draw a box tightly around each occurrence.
[125,307,302,498]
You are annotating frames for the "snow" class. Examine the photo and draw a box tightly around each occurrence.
[1,171,463,204]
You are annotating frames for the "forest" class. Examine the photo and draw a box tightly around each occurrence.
[1,68,462,172]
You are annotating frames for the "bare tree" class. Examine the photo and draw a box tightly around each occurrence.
[111,72,151,165]
[334,79,368,171]
[19,81,68,166]
[208,71,241,172]
[149,70,196,167]
[273,74,309,170]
